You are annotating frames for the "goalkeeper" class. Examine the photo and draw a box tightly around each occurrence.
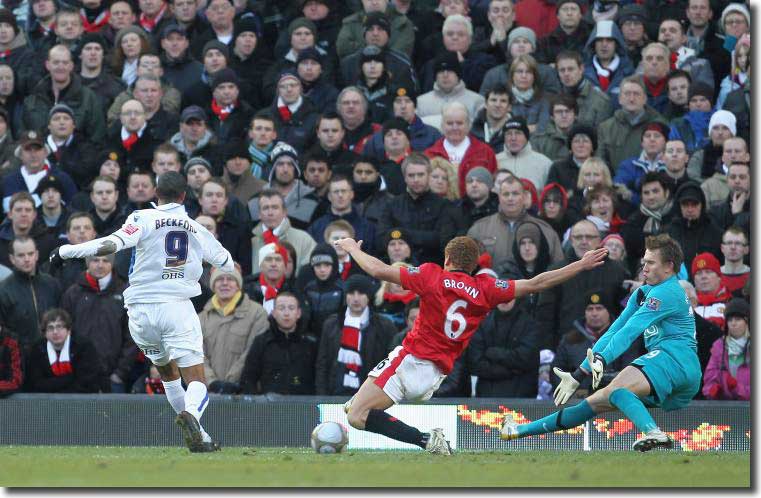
[501,235,702,451]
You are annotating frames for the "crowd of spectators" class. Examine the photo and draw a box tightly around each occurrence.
[0,0,750,402]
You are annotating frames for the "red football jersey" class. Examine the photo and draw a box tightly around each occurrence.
[399,263,516,374]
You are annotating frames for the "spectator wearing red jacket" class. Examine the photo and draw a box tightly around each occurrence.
[425,101,497,197]
[692,252,731,329]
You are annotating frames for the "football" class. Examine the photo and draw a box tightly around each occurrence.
[310,421,349,454]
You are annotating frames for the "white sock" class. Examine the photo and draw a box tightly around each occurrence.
[184,381,209,422]
[164,379,211,443]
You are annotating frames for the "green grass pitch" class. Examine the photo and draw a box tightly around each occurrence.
[0,446,750,487]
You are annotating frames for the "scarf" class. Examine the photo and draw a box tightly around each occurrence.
[85,272,112,292]
[337,307,369,390]
[259,273,284,313]
[511,86,534,104]
[353,178,381,203]
[248,142,272,179]
[696,286,730,306]
[139,2,167,32]
[211,290,242,317]
[340,260,352,281]
[639,199,673,234]
[122,132,138,151]
[80,8,110,33]
[644,76,668,97]
[262,218,286,245]
[383,290,417,304]
[47,134,73,161]
[593,55,620,91]
[47,335,72,376]
[276,96,302,123]
[211,98,235,122]
[726,334,748,377]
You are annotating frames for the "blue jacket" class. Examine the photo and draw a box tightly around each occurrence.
[613,154,666,206]
[669,110,712,154]
[2,167,78,215]
[362,115,441,162]
[307,205,376,251]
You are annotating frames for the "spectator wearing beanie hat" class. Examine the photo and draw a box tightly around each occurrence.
[614,4,648,68]
[227,14,268,110]
[667,180,723,272]
[335,1,415,59]
[691,252,731,329]
[534,0,592,65]
[79,32,126,112]
[546,123,597,196]
[206,67,254,143]
[268,68,320,154]
[702,297,750,401]
[668,82,715,154]
[496,116,552,191]
[45,103,100,189]
[199,266,269,394]
[416,52,485,125]
[453,166,499,231]
[244,241,300,315]
[315,272,397,395]
[300,243,345,335]
[220,139,266,204]
[296,47,340,114]
[0,8,38,96]
[179,40,231,109]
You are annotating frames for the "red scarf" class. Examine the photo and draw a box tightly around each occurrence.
[259,273,284,301]
[337,312,363,389]
[122,132,139,151]
[340,261,352,280]
[0,50,10,59]
[139,2,167,32]
[644,76,668,97]
[262,229,279,245]
[51,359,73,376]
[383,290,417,304]
[211,99,235,122]
[80,9,110,33]
[696,286,730,306]
[277,105,292,122]
[85,273,100,292]
[669,51,678,70]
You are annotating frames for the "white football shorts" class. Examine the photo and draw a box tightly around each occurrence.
[369,346,446,404]
[126,300,204,367]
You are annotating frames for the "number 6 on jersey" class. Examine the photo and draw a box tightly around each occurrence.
[444,300,467,339]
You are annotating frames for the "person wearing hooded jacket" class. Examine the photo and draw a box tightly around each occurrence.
[299,243,345,338]
[351,157,393,227]
[668,82,714,155]
[666,180,722,272]
[466,296,540,397]
[582,19,635,102]
[538,182,573,241]
[702,297,750,401]
[498,221,552,316]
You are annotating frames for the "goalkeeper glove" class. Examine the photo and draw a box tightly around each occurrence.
[552,367,583,406]
[586,348,606,390]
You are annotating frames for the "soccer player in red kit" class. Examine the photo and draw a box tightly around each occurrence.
[334,235,607,455]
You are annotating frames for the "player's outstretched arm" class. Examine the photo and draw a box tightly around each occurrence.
[513,248,608,298]
[333,238,402,285]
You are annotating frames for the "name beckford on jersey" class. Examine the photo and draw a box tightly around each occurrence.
[399,263,516,374]
[60,203,233,306]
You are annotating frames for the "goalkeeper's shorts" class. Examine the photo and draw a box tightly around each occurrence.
[369,346,446,404]
[632,347,701,412]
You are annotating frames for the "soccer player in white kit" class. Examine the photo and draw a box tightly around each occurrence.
[50,172,234,452]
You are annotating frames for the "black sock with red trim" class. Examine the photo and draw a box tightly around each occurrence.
[364,409,428,449]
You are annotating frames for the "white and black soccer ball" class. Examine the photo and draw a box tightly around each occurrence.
[310,421,349,454]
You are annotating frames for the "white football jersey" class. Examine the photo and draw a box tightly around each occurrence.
[111,203,233,305]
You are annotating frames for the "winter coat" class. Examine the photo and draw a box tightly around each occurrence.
[666,183,723,273]
[452,192,500,234]
[315,310,397,395]
[269,98,320,154]
[701,172,730,209]
[107,82,181,128]
[60,272,136,383]
[702,336,750,401]
[0,269,62,348]
[621,207,674,273]
[597,107,668,175]
[420,49,498,93]
[425,135,497,195]
[376,189,456,265]
[0,31,41,96]
[514,0,561,38]
[530,123,570,163]
[222,166,266,205]
[536,256,629,350]
[81,71,127,112]
[214,198,253,276]
[480,61,561,99]
[511,93,551,132]
[303,274,344,339]
[685,145,719,181]
[161,52,204,96]
[416,81,485,126]
[239,317,319,395]
[0,218,60,268]
[169,129,223,174]
[199,293,269,385]
[308,206,376,248]
[535,22,593,65]
[496,143,553,191]
[23,75,106,145]
[613,154,667,205]
[340,47,417,92]
[335,7,414,58]
[466,305,541,397]
[470,108,506,153]
[722,86,750,144]
[1,166,78,214]
[24,335,102,393]
[669,110,712,154]
[105,122,165,180]
[249,217,316,275]
[709,195,750,233]
[468,211,564,273]
[362,115,441,161]
[564,80,614,129]
[582,22,635,102]
[45,132,100,188]
[302,78,340,114]
[546,156,582,197]
[206,100,254,143]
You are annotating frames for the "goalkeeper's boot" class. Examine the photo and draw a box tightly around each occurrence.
[190,441,222,453]
[632,429,674,452]
[176,410,204,452]
[343,395,355,414]
[499,414,520,441]
[426,428,453,456]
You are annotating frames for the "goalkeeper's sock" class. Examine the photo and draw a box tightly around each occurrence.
[165,379,211,442]
[609,388,659,433]
[364,409,428,449]
[517,400,596,437]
